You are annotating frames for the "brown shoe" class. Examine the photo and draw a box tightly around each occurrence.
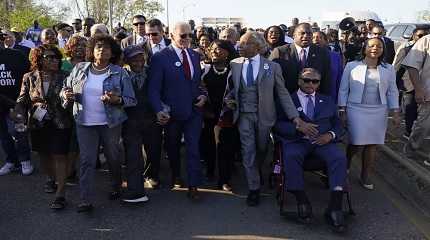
[187,187,200,200]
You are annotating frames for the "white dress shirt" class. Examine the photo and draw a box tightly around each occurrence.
[294,44,310,59]
[297,89,315,115]
[242,54,261,85]
[136,34,146,45]
[297,89,336,139]
[172,44,194,78]
[57,36,68,49]
[18,39,35,48]
[285,35,294,44]
[151,38,167,54]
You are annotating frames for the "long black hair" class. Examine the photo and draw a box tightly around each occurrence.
[263,25,286,49]
[359,37,387,67]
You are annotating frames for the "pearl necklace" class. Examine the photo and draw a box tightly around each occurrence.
[212,65,228,75]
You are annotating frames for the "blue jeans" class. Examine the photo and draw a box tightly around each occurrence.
[76,124,122,203]
[0,114,31,164]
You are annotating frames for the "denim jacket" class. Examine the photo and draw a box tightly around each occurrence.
[61,62,136,128]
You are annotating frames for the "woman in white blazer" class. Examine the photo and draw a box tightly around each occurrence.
[338,37,400,190]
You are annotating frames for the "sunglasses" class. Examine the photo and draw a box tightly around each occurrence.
[133,22,146,26]
[179,33,193,39]
[300,78,320,84]
[146,32,160,37]
[42,54,59,60]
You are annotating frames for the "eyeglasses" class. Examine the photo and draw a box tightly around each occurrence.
[300,78,320,84]
[146,32,160,37]
[133,22,146,26]
[42,54,59,60]
[179,33,193,39]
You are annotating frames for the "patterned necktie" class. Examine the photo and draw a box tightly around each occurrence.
[181,49,191,80]
[299,49,307,70]
[306,94,314,120]
[246,59,254,87]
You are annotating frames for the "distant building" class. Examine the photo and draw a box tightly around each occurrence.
[201,17,245,28]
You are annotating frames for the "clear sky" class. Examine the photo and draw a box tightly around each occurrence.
[153,0,427,28]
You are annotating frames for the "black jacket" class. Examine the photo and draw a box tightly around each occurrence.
[0,48,30,114]
[269,43,331,95]
[383,37,395,64]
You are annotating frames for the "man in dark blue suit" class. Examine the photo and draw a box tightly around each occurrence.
[274,68,348,233]
[148,22,207,199]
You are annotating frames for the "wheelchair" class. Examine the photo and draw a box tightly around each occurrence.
[269,135,356,217]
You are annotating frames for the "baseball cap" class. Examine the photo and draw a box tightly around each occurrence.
[123,45,146,59]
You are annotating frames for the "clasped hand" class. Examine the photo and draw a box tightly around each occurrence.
[101,91,121,105]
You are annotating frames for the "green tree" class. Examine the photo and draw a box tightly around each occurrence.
[0,0,69,31]
[85,0,164,27]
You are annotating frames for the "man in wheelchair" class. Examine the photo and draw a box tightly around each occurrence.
[273,68,348,233]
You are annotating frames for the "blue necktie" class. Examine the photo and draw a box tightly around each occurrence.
[246,59,254,87]
[306,95,314,120]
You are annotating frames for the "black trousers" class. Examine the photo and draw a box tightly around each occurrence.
[200,118,217,177]
[122,115,162,194]
[403,91,418,135]
[217,127,240,185]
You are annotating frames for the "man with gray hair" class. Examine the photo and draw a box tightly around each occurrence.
[223,31,318,206]
[148,22,207,200]
[220,27,239,49]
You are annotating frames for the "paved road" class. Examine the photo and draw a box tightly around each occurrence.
[0,148,427,240]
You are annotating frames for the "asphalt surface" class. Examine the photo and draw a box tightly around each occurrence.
[0,144,427,240]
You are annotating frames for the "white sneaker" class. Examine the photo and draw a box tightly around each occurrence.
[21,161,34,176]
[0,163,15,176]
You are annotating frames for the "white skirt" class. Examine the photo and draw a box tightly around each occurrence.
[347,103,388,145]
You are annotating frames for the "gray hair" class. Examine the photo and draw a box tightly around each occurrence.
[173,22,191,33]
[299,68,321,80]
[90,24,109,37]
[220,27,238,40]
[242,30,267,50]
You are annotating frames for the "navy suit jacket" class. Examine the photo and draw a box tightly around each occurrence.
[147,45,205,120]
[273,92,343,142]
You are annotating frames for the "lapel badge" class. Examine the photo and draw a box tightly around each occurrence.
[319,99,323,103]
[312,54,316,57]
[263,63,270,70]
[297,107,303,112]
[175,61,181,67]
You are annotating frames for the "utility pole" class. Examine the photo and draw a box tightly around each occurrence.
[108,0,113,34]
[166,0,170,30]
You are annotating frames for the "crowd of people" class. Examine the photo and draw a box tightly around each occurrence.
[1,14,430,234]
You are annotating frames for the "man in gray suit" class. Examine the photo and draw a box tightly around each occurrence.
[224,31,318,206]
[121,15,151,51]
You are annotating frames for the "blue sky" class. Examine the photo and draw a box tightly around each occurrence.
[154,0,427,28]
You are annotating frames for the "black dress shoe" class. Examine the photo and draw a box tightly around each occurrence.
[44,180,57,194]
[297,203,313,224]
[187,187,200,200]
[77,203,93,213]
[171,177,183,188]
[246,190,260,207]
[109,191,121,200]
[325,209,347,233]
